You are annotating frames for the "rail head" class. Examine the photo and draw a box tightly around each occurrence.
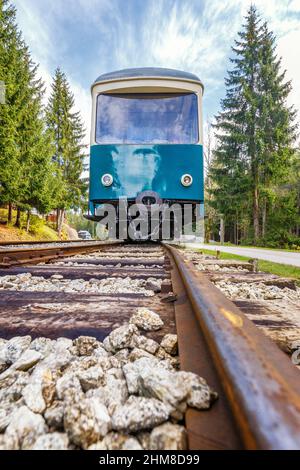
[0,241,123,268]
[165,243,300,450]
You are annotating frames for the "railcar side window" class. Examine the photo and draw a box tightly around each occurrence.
[96,93,199,144]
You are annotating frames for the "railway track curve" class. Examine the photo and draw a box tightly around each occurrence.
[0,240,299,450]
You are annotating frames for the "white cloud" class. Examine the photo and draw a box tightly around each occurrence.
[15,0,92,145]
[13,0,300,140]
[278,30,300,118]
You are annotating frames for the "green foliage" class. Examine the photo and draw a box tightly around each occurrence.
[66,211,95,236]
[0,0,23,205]
[209,5,298,246]
[0,1,88,238]
[46,68,87,212]
[0,207,59,240]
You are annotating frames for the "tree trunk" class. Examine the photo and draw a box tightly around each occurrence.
[236,217,239,245]
[8,203,12,223]
[220,217,225,244]
[26,210,31,233]
[253,185,260,242]
[261,199,267,238]
[57,209,65,239]
[15,207,21,228]
[56,209,59,231]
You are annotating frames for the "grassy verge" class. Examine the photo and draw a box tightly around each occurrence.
[0,208,60,241]
[198,248,300,283]
[205,241,300,253]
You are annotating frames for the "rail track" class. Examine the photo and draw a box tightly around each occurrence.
[0,240,300,450]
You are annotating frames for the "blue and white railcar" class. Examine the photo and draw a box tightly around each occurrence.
[87,67,204,238]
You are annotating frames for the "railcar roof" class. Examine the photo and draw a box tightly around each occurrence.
[93,67,202,85]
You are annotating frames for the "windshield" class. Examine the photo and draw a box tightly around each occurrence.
[96,93,199,144]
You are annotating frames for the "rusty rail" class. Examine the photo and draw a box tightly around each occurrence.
[0,241,121,268]
[166,244,300,450]
[0,239,97,246]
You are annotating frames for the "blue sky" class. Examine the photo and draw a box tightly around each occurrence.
[14,0,300,143]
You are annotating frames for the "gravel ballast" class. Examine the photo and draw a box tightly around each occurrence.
[0,308,217,450]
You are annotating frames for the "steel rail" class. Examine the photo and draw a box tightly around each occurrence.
[0,239,97,246]
[0,241,122,268]
[165,244,300,450]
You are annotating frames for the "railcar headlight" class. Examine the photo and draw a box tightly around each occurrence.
[101,174,113,187]
[181,174,193,187]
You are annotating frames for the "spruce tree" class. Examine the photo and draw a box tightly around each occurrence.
[15,49,57,229]
[210,5,297,243]
[0,0,24,219]
[256,22,297,237]
[46,68,87,237]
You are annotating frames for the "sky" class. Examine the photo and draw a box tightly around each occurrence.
[13,0,300,144]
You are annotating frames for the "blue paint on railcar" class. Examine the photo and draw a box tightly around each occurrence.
[89,144,203,212]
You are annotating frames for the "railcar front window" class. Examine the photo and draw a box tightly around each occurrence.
[96,93,199,144]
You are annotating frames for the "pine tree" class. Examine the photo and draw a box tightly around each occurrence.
[0,0,58,230]
[256,22,297,237]
[209,5,297,243]
[0,0,24,219]
[46,68,87,237]
[14,49,57,230]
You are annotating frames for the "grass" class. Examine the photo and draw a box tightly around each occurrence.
[0,208,60,241]
[205,241,300,253]
[198,248,300,283]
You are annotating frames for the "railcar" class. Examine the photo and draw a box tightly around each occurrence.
[86,67,204,240]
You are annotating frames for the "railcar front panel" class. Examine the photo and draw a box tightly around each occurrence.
[89,144,203,212]
[86,68,204,238]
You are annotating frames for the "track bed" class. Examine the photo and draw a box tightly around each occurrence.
[0,241,300,450]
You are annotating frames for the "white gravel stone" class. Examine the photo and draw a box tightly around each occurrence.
[30,337,54,356]
[123,356,173,395]
[31,350,72,382]
[0,409,10,433]
[88,432,142,450]
[132,334,160,354]
[130,308,164,331]
[178,371,218,410]
[55,337,73,351]
[155,347,180,368]
[78,365,104,392]
[44,401,65,430]
[22,383,46,414]
[4,406,47,450]
[160,334,178,355]
[73,336,101,356]
[0,336,32,365]
[93,346,109,359]
[111,396,170,432]
[13,350,42,371]
[86,375,128,416]
[0,274,155,296]
[64,398,111,449]
[56,374,82,401]
[0,320,219,450]
[150,423,187,450]
[31,432,69,450]
[138,368,188,416]
[0,370,29,401]
[0,359,7,374]
[215,280,300,302]
[129,348,156,362]
[114,348,130,365]
[103,324,139,353]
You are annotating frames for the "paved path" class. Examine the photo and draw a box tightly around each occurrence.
[183,243,300,268]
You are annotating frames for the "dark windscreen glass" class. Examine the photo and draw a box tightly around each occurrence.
[96,93,199,144]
